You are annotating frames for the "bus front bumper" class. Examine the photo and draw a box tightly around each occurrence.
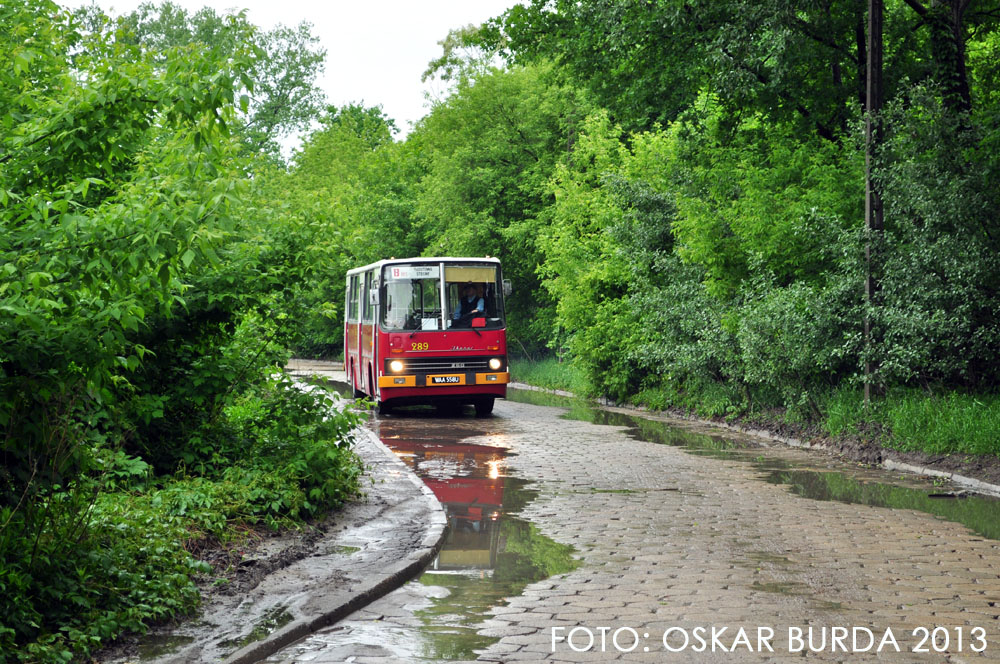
[377,371,510,389]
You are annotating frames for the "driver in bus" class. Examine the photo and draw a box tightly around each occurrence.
[452,282,485,327]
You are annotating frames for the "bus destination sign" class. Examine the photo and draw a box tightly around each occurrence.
[388,265,439,280]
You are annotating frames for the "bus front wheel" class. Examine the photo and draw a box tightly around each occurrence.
[474,397,495,418]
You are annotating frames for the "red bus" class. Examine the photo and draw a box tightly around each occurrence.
[344,257,510,416]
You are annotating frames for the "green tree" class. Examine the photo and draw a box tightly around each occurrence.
[482,0,1000,138]
[412,63,590,349]
[74,0,327,163]
[1,0,252,480]
[1,0,256,654]
[482,0,870,139]
[253,103,421,356]
[0,3,371,660]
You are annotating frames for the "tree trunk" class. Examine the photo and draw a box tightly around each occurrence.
[902,0,972,113]
[864,0,884,405]
[929,0,972,114]
[855,10,868,111]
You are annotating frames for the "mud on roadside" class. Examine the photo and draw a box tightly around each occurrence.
[193,518,343,598]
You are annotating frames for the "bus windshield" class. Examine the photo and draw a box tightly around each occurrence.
[381,262,505,331]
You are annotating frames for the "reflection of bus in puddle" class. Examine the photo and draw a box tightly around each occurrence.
[387,440,506,572]
[377,430,577,661]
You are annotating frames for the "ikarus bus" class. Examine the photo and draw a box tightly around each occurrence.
[343,257,511,415]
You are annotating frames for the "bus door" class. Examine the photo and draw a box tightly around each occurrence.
[347,273,361,387]
[361,269,376,395]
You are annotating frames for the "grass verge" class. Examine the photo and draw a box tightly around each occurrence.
[822,387,1000,456]
[512,357,1000,459]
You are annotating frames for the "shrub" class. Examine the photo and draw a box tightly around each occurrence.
[734,277,859,419]
[876,83,1000,387]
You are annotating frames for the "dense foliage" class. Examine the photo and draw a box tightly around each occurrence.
[284,0,999,453]
[0,3,359,661]
[4,0,1000,657]
[465,0,1000,410]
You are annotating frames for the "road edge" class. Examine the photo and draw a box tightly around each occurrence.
[508,381,1000,498]
[221,425,449,664]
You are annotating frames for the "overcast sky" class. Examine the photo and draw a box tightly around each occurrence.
[65,0,520,144]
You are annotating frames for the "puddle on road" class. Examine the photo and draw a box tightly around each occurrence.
[348,413,578,661]
[763,468,1000,540]
[135,634,195,660]
[507,387,1000,541]
[217,605,295,654]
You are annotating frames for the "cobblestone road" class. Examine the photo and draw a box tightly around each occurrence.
[268,395,1000,664]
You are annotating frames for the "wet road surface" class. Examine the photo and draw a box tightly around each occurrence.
[266,388,1000,663]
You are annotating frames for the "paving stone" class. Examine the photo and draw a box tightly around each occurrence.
[266,382,1000,663]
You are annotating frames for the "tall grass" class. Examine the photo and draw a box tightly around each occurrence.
[820,386,877,437]
[819,386,1000,456]
[509,357,587,394]
[885,391,1000,456]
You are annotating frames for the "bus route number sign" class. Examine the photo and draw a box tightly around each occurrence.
[389,265,439,280]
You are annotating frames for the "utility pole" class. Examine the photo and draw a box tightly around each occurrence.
[864,0,884,406]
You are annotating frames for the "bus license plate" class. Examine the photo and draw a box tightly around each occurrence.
[430,375,463,385]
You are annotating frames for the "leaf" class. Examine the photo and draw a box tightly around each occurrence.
[181,249,196,268]
[13,50,33,76]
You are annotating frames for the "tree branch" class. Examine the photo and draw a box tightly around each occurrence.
[719,46,837,143]
[495,102,540,162]
[791,16,859,64]
[0,129,61,165]
[901,0,928,16]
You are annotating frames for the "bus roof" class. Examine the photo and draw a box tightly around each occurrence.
[346,256,501,277]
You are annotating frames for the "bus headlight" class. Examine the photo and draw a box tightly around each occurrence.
[489,358,502,370]
[390,360,404,372]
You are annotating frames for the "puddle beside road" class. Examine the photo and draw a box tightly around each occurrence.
[507,387,1000,541]
[765,468,1000,540]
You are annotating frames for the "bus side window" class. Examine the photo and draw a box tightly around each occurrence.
[348,275,360,322]
[362,271,373,323]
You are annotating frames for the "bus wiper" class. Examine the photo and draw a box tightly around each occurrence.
[450,316,482,336]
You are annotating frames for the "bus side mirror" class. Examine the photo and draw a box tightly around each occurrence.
[502,279,512,296]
